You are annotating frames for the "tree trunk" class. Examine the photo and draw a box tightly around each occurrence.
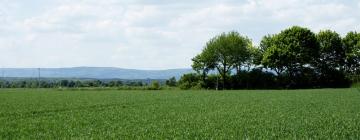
[222,66,226,90]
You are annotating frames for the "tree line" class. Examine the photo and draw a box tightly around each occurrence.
[0,79,136,88]
[0,78,178,90]
[178,26,360,89]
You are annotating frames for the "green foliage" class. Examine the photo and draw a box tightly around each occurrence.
[59,80,69,87]
[196,31,253,89]
[229,69,276,89]
[262,26,320,76]
[186,26,356,89]
[0,89,360,139]
[257,35,274,65]
[165,77,177,87]
[0,79,159,90]
[316,30,345,70]
[108,80,123,87]
[351,82,360,88]
[178,73,201,90]
[259,35,274,53]
[248,44,262,66]
[191,54,212,80]
[343,31,360,74]
[149,80,161,90]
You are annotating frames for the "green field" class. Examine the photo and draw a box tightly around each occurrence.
[0,89,360,139]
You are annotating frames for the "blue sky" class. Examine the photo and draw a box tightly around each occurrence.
[0,0,359,69]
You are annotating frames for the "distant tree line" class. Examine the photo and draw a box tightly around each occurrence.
[0,79,175,90]
[178,26,360,89]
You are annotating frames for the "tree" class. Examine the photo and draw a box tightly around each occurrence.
[68,80,76,88]
[74,80,83,88]
[316,30,345,72]
[59,80,69,87]
[244,45,261,71]
[191,53,215,82]
[93,80,103,87]
[178,73,201,90]
[165,77,177,87]
[199,31,251,89]
[262,45,286,75]
[229,34,252,73]
[262,26,320,77]
[259,35,275,53]
[257,35,275,66]
[108,81,116,87]
[343,31,360,74]
[150,80,161,90]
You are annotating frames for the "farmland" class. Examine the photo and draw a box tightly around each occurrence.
[0,89,360,139]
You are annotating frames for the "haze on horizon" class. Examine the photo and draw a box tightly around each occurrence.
[0,0,359,70]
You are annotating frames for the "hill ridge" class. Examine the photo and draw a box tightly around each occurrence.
[0,67,193,79]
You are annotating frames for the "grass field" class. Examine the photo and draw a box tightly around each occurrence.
[0,89,360,139]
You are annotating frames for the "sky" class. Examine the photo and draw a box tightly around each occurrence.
[0,0,359,70]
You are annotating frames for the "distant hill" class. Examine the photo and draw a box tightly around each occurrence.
[0,67,194,79]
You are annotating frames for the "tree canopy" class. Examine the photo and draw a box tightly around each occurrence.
[316,30,345,71]
[182,26,357,90]
[343,32,360,74]
[193,31,253,89]
[262,26,319,76]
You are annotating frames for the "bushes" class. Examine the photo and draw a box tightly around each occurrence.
[179,68,350,90]
[178,73,202,90]
[228,69,276,89]
[0,79,167,90]
[319,69,351,88]
[165,77,177,87]
[148,81,161,90]
[179,70,277,90]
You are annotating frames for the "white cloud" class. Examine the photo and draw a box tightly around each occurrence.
[0,0,359,69]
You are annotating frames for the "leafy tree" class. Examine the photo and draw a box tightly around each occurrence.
[257,35,275,66]
[244,45,261,71]
[228,34,252,73]
[200,31,251,89]
[115,80,123,86]
[150,80,161,90]
[2,81,11,88]
[191,53,215,82]
[68,81,76,88]
[39,81,49,88]
[313,30,349,89]
[259,35,275,53]
[343,31,360,74]
[109,81,116,87]
[316,30,345,72]
[74,80,83,88]
[95,80,103,87]
[178,73,201,90]
[262,26,320,77]
[30,81,38,88]
[261,45,286,75]
[165,77,177,87]
[59,80,69,87]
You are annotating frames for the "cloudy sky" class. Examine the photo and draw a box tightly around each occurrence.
[0,0,359,69]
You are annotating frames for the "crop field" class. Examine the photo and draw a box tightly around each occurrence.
[0,89,360,139]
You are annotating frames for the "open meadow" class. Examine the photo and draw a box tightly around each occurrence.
[0,89,360,139]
